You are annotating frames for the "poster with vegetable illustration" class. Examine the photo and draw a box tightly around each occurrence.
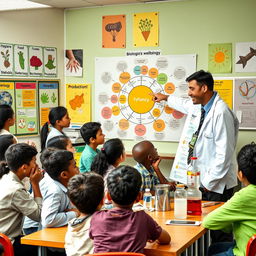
[39,81,59,127]
[133,12,158,47]
[14,44,29,76]
[0,43,14,76]
[102,15,126,48]
[43,47,57,77]
[66,84,91,124]
[29,46,43,77]
[15,81,38,135]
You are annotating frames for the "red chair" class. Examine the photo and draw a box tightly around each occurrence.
[0,233,14,256]
[246,234,256,256]
[84,253,145,256]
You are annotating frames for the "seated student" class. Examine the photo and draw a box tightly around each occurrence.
[47,135,75,153]
[79,122,105,173]
[132,141,176,194]
[23,149,79,235]
[0,143,43,256]
[0,134,16,162]
[65,172,104,256]
[203,142,256,256]
[89,165,171,253]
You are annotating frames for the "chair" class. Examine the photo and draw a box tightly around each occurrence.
[0,233,14,256]
[246,234,256,256]
[84,253,145,256]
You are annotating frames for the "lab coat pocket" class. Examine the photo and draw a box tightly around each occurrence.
[204,132,213,139]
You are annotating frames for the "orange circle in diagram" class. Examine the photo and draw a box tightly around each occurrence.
[112,83,121,93]
[152,108,161,117]
[112,106,120,116]
[141,65,148,75]
[119,72,131,84]
[135,124,146,136]
[153,119,165,132]
[101,107,112,119]
[164,83,175,94]
[172,110,184,119]
[128,86,154,114]
[119,95,127,104]
[119,119,129,130]
[164,105,174,114]
[111,95,118,103]
[149,68,158,78]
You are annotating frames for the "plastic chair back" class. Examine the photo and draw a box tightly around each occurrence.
[246,234,256,256]
[0,233,14,256]
[84,253,145,256]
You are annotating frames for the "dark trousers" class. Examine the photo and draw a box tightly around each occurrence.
[13,235,38,256]
[201,187,234,244]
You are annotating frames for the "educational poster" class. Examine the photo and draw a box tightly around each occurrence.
[0,43,14,76]
[133,12,158,47]
[15,81,38,135]
[29,46,43,77]
[0,81,16,134]
[235,42,256,72]
[208,43,232,73]
[233,77,256,129]
[65,49,83,77]
[95,54,196,141]
[39,81,59,127]
[214,79,233,109]
[66,84,91,124]
[43,47,57,77]
[102,15,126,48]
[14,44,29,76]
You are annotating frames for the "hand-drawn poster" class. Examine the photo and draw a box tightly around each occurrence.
[233,77,256,129]
[66,84,91,124]
[95,54,196,142]
[29,46,43,77]
[65,49,83,77]
[214,79,233,109]
[0,43,14,76]
[14,45,29,76]
[102,15,126,48]
[133,12,158,47]
[43,47,57,77]
[235,42,256,72]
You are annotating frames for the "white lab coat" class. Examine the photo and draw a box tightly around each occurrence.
[167,93,239,194]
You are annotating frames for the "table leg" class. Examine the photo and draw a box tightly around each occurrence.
[38,246,47,256]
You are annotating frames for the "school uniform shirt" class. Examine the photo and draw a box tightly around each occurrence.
[23,172,76,230]
[79,145,100,173]
[0,128,18,142]
[0,171,42,241]
[65,215,93,256]
[45,127,64,147]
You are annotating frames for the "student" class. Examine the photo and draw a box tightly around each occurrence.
[65,172,104,256]
[40,106,71,151]
[203,142,256,256]
[132,140,176,194]
[79,122,105,173]
[0,134,16,162]
[47,135,75,153]
[0,143,43,256]
[89,165,171,253]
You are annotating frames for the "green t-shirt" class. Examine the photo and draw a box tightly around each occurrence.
[79,145,100,173]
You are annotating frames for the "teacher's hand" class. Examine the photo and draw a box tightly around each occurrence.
[150,92,169,102]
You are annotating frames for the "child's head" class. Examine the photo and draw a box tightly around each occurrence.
[68,172,104,215]
[132,140,159,166]
[237,142,256,185]
[0,134,16,161]
[47,135,75,153]
[80,122,105,146]
[40,148,79,186]
[107,165,142,207]
[0,104,15,130]
[91,138,125,176]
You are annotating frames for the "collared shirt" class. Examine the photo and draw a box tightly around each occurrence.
[0,172,42,240]
[79,145,100,173]
[202,91,217,117]
[134,163,160,192]
[0,129,18,142]
[23,173,76,230]
[45,127,65,147]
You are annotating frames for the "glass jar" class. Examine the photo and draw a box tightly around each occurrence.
[174,184,187,219]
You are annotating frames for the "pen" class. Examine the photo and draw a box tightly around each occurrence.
[202,202,221,208]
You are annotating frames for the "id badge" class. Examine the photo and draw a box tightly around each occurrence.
[189,133,198,148]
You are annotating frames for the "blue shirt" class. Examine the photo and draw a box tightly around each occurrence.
[202,91,217,117]
[79,145,100,173]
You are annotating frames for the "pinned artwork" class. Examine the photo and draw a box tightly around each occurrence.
[14,45,29,76]
[29,46,43,77]
[0,43,14,76]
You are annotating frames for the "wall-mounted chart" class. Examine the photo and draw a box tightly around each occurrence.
[95,54,196,141]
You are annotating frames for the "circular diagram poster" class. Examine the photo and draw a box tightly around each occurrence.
[95,54,196,142]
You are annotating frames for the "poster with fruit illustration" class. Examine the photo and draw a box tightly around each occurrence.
[0,43,14,76]
[14,44,29,76]
[133,12,158,47]
[95,54,196,141]
[39,80,59,127]
[66,84,91,124]
[29,46,43,77]
[43,47,57,77]
[15,81,38,135]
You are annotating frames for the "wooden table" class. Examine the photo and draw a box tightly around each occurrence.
[21,202,222,256]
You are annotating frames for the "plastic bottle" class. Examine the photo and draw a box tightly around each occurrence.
[187,157,202,215]
[174,184,187,219]
[143,188,153,211]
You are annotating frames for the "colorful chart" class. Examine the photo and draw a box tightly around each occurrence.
[95,55,196,141]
